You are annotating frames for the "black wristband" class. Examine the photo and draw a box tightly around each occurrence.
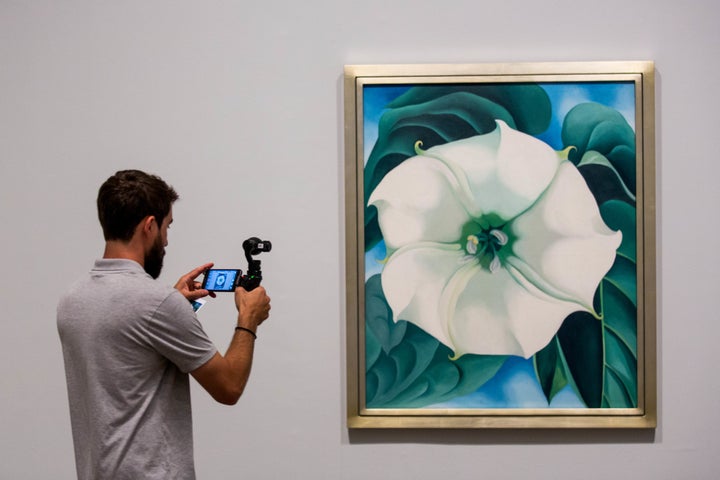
[235,326,257,339]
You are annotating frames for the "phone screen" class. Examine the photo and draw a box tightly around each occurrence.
[202,269,241,292]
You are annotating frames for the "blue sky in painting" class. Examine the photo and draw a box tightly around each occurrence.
[362,81,635,409]
[536,82,635,149]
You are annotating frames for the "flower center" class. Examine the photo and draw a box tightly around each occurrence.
[465,228,508,273]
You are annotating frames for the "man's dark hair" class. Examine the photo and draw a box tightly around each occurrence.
[97,170,179,241]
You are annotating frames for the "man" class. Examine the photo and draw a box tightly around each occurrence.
[57,170,271,479]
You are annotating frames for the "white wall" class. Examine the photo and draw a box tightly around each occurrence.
[1,0,717,478]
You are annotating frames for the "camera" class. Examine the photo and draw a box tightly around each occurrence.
[238,237,272,291]
[200,237,272,293]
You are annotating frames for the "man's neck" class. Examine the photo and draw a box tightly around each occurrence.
[103,240,145,266]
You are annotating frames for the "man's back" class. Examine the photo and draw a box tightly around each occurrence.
[57,258,216,480]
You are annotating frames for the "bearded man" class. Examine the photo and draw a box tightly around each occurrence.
[57,170,271,479]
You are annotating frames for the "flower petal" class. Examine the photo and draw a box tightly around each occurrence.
[448,264,581,358]
[508,161,622,311]
[368,156,473,251]
[422,120,561,221]
[380,241,577,359]
[380,242,467,347]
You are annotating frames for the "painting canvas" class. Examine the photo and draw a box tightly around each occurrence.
[344,62,656,428]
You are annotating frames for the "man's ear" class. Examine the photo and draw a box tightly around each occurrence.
[140,215,157,236]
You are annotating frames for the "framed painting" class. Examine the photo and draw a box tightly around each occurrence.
[344,61,656,428]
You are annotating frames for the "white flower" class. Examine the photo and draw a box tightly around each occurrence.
[368,121,621,359]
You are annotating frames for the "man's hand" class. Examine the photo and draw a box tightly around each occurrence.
[235,286,271,331]
[175,262,216,301]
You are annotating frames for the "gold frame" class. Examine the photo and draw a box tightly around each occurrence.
[344,61,656,429]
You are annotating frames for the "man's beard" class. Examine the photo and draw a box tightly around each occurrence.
[144,233,165,279]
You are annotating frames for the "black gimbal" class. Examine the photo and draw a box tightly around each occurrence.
[238,237,272,291]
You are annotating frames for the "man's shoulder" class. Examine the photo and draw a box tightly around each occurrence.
[58,259,184,315]
[92,258,173,295]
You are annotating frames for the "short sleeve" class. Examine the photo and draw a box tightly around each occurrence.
[146,291,217,373]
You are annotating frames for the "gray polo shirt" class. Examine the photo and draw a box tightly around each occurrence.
[57,259,217,480]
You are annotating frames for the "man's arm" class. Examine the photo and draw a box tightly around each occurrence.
[191,286,271,405]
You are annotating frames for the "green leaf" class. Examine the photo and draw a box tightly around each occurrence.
[365,275,406,359]
[562,103,636,195]
[387,84,553,135]
[378,348,507,408]
[365,354,395,405]
[367,327,440,406]
[578,151,636,204]
[556,312,604,408]
[543,259,638,409]
[365,324,382,371]
[602,276,637,357]
[605,255,638,308]
[389,362,460,407]
[380,93,515,144]
[602,326,637,407]
[600,276,638,408]
[534,337,570,403]
[604,368,633,408]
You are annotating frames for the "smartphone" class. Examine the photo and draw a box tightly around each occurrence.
[201,268,241,292]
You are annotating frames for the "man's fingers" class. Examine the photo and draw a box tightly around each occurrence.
[186,262,214,280]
